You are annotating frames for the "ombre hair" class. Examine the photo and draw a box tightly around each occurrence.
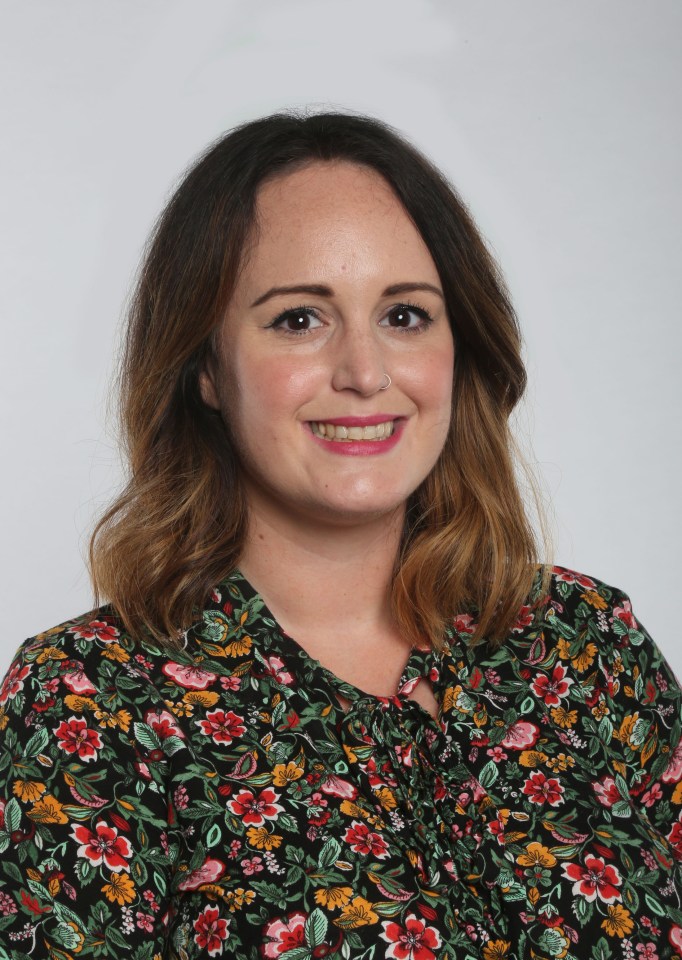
[90,110,546,649]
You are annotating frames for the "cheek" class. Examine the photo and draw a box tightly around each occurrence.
[232,353,323,431]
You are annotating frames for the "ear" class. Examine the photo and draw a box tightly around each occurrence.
[198,359,221,411]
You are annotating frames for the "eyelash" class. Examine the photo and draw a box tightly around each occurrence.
[267,301,435,336]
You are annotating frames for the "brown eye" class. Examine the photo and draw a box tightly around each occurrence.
[271,307,322,334]
[380,304,433,331]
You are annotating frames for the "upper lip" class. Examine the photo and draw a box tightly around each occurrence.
[308,415,403,427]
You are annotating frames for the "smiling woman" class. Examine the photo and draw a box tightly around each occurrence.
[0,112,680,959]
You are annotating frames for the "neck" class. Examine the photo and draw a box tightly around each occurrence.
[237,493,405,656]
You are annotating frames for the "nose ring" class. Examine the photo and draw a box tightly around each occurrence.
[379,373,392,391]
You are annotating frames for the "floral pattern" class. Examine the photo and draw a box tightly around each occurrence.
[0,566,681,959]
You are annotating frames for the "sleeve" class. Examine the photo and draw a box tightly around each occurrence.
[0,636,174,960]
[598,590,682,846]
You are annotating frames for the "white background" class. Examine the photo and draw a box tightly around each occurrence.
[1,0,680,676]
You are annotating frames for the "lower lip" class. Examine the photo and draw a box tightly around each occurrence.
[307,421,404,456]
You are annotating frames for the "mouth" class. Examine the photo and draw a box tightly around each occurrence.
[309,420,397,442]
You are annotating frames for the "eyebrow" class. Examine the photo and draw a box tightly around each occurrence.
[250,281,444,308]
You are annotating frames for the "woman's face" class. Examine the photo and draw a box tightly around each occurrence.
[200,161,454,529]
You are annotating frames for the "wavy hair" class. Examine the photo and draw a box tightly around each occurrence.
[90,110,546,649]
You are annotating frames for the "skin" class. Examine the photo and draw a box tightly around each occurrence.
[200,161,454,712]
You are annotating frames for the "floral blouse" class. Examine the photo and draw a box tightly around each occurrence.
[0,567,681,960]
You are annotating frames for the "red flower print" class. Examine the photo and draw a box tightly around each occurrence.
[196,709,246,745]
[261,911,306,958]
[380,914,442,960]
[343,820,389,858]
[670,925,682,952]
[612,601,638,631]
[261,656,294,686]
[71,821,132,871]
[69,619,120,643]
[452,613,475,635]
[61,663,97,695]
[562,854,622,903]
[553,567,596,589]
[162,662,217,690]
[666,813,682,859]
[511,605,534,633]
[54,717,103,762]
[177,857,226,891]
[531,663,573,707]
[522,771,565,806]
[501,719,540,751]
[145,708,184,740]
[0,661,31,706]
[593,776,620,808]
[194,905,229,957]
[227,788,284,826]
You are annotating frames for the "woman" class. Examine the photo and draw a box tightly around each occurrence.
[0,112,680,960]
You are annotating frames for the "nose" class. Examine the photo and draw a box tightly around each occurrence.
[330,322,387,397]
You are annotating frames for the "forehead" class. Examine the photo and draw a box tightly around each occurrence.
[238,161,440,291]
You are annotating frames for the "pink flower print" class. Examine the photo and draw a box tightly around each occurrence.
[511,605,534,633]
[487,746,508,762]
[241,856,264,876]
[145,708,184,740]
[662,741,682,783]
[227,788,284,826]
[612,601,638,631]
[162,662,217,690]
[54,717,103,762]
[452,613,475,635]
[262,911,306,958]
[177,857,226,891]
[562,854,622,903]
[61,662,97,695]
[593,776,620,808]
[531,662,573,707]
[71,821,132,871]
[501,719,540,751]
[261,656,294,686]
[193,905,229,957]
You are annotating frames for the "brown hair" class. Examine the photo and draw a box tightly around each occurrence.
[90,110,545,649]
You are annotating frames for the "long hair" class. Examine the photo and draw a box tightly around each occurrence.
[90,110,545,649]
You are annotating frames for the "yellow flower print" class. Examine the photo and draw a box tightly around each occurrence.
[224,888,256,912]
[591,700,610,721]
[516,842,557,869]
[550,706,578,729]
[374,787,397,811]
[614,713,639,746]
[546,753,574,773]
[64,695,97,713]
[672,781,682,804]
[611,654,625,675]
[183,690,220,708]
[335,896,379,929]
[101,871,136,905]
[0,708,8,732]
[101,643,130,663]
[225,636,252,657]
[518,750,548,768]
[167,699,193,718]
[556,638,572,660]
[272,762,304,787]
[572,641,598,671]
[13,780,46,802]
[27,794,68,825]
[343,743,358,764]
[94,709,119,728]
[36,646,68,664]
[113,709,132,732]
[581,590,609,611]
[601,904,634,938]
[246,826,283,850]
[314,886,353,909]
[482,940,511,960]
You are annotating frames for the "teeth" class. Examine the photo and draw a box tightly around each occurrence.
[311,421,395,441]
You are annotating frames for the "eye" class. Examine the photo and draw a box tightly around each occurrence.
[379,303,433,332]
[270,306,323,334]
